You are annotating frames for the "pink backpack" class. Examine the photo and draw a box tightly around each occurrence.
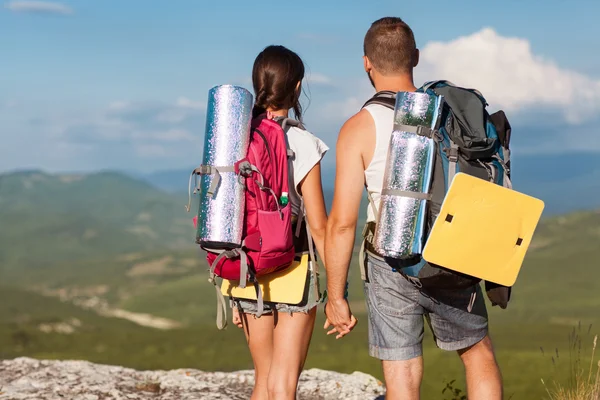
[192,115,296,328]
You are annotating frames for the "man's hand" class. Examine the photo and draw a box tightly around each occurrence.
[324,298,357,339]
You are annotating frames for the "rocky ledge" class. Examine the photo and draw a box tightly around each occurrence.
[0,357,385,400]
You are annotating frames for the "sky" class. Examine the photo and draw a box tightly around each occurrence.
[1,0,600,174]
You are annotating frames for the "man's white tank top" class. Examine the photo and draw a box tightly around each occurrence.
[363,104,394,223]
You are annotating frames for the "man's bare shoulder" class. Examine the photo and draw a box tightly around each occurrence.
[337,108,375,145]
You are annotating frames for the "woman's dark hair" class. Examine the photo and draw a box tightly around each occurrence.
[252,45,305,121]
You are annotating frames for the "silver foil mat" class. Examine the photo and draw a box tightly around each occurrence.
[373,91,443,259]
[196,85,253,248]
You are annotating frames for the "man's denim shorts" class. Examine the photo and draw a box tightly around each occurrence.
[363,254,488,361]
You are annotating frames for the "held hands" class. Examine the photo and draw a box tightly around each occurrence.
[323,298,357,339]
[232,306,243,329]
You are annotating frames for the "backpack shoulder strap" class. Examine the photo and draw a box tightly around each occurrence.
[273,116,303,158]
[362,90,396,110]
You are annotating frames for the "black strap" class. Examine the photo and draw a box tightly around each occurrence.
[396,124,437,139]
[362,90,396,110]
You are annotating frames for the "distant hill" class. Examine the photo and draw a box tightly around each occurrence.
[1,167,599,399]
[135,151,600,215]
[0,170,194,272]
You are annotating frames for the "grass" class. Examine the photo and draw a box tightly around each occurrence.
[2,170,600,398]
[1,284,596,399]
[541,324,600,399]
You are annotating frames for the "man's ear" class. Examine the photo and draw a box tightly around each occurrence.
[363,56,372,73]
[413,49,420,68]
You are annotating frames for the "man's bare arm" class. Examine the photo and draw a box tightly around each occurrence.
[324,110,374,337]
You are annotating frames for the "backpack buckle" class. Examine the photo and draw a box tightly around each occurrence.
[446,146,459,162]
[415,126,432,137]
[235,159,253,177]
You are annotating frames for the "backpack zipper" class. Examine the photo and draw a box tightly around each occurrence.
[250,128,274,210]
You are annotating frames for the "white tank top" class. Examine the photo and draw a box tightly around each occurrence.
[364,104,394,222]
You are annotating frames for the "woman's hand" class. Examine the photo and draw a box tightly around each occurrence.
[232,306,244,329]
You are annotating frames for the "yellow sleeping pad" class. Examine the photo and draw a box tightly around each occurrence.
[422,172,545,287]
[220,253,310,304]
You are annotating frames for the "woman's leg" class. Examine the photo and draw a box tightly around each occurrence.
[267,307,317,400]
[241,310,276,400]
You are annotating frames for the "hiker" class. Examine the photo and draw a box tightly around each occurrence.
[230,45,329,400]
[323,17,504,399]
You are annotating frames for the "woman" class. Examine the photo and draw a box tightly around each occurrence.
[230,45,329,400]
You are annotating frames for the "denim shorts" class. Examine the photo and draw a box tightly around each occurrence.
[231,265,322,317]
[363,254,488,361]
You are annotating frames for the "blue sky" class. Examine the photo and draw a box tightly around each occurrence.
[1,0,600,174]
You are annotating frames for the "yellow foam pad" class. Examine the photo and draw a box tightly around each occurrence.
[220,254,309,304]
[422,172,545,287]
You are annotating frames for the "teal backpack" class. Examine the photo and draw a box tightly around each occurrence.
[362,80,513,308]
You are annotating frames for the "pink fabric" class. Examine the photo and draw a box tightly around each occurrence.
[205,115,295,282]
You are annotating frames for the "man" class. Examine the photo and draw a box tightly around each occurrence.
[323,17,503,399]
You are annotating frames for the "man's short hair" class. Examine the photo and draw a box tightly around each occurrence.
[363,17,416,75]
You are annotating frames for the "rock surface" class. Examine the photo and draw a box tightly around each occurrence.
[0,357,386,400]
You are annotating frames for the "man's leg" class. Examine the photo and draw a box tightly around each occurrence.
[363,255,426,400]
[425,284,503,400]
[458,335,503,399]
[382,358,424,400]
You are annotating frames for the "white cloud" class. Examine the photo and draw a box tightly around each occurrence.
[132,128,195,142]
[313,79,374,122]
[5,1,73,15]
[105,96,204,124]
[321,97,364,121]
[306,73,332,86]
[135,144,170,158]
[108,101,129,111]
[416,28,600,124]
[176,97,205,110]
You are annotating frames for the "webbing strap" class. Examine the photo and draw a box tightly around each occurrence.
[492,153,513,190]
[197,165,237,197]
[359,190,379,282]
[366,190,379,221]
[358,235,368,282]
[303,202,319,281]
[396,124,436,138]
[381,189,432,201]
[211,277,228,330]
[295,199,305,238]
[253,274,265,318]
[447,143,459,185]
[296,198,319,297]
[208,248,242,329]
[467,288,477,313]
[503,173,513,189]
[208,250,232,330]
[185,168,200,212]
[239,250,248,289]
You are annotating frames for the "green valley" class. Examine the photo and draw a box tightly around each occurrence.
[0,169,599,399]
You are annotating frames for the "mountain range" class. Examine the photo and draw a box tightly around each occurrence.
[134,151,600,216]
[1,168,599,399]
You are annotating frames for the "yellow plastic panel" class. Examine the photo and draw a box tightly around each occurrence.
[220,254,309,304]
[422,173,544,286]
